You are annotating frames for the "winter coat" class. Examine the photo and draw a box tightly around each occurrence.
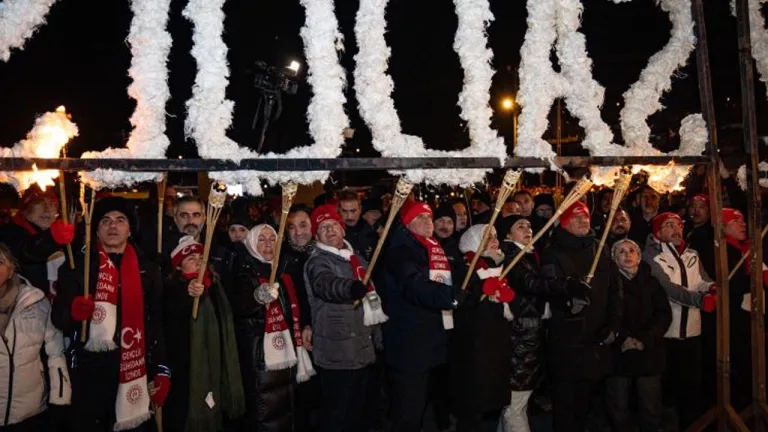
[381,224,461,373]
[642,236,713,339]
[303,242,376,370]
[628,212,654,249]
[685,221,715,280]
[51,242,167,376]
[231,254,298,432]
[281,243,314,327]
[0,279,71,426]
[437,235,463,271]
[503,242,567,391]
[450,256,511,414]
[614,263,672,376]
[0,217,64,297]
[540,227,623,381]
[344,222,379,262]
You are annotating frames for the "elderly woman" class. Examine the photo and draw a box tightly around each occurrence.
[608,239,672,432]
[450,224,515,432]
[0,243,71,430]
[231,224,314,431]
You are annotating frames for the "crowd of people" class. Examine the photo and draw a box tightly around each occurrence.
[0,164,762,432]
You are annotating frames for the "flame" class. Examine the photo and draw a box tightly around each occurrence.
[590,166,622,187]
[9,107,78,192]
[634,161,687,193]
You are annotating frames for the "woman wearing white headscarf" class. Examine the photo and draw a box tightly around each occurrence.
[231,224,315,432]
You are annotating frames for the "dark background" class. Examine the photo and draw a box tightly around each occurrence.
[0,0,761,186]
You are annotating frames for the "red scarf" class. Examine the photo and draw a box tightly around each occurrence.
[726,235,768,287]
[348,252,388,326]
[87,243,150,430]
[412,233,454,328]
[257,273,314,381]
[182,271,212,290]
[349,254,375,293]
[11,213,38,235]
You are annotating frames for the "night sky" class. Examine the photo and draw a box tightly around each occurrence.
[0,0,760,170]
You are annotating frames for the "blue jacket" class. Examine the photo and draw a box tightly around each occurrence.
[380,224,459,372]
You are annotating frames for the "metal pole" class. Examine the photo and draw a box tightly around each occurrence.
[735,0,768,429]
[689,0,748,431]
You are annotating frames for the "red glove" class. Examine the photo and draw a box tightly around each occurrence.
[482,278,503,298]
[151,375,171,407]
[702,293,716,313]
[50,219,75,245]
[498,285,516,303]
[708,284,717,295]
[71,296,94,321]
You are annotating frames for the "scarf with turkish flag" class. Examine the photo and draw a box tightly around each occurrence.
[86,243,150,430]
[412,233,455,329]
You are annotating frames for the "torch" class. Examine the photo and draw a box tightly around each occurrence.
[58,173,75,269]
[361,177,414,285]
[460,170,522,290]
[269,182,299,285]
[499,176,594,280]
[157,176,167,256]
[192,181,227,320]
[585,168,632,283]
[79,185,96,343]
[729,224,768,280]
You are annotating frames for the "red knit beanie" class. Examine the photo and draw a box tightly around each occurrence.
[722,208,744,225]
[652,212,683,238]
[400,201,433,226]
[560,201,589,227]
[689,194,710,205]
[171,236,204,269]
[310,204,345,237]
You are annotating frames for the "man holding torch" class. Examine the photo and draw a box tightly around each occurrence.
[52,196,169,432]
[539,201,623,432]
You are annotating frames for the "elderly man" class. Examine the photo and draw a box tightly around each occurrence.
[642,212,715,431]
[303,204,383,432]
[539,201,623,432]
[0,184,75,297]
[382,200,466,432]
[53,197,169,432]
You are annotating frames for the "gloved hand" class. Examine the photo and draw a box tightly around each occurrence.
[150,375,171,407]
[254,283,279,305]
[71,296,95,321]
[482,278,503,299]
[50,219,75,245]
[565,278,592,300]
[702,293,716,313]
[349,280,369,300]
[708,284,717,295]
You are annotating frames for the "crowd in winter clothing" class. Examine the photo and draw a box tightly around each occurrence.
[0,164,763,432]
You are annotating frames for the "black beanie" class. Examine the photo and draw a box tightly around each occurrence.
[92,196,135,232]
[362,197,383,215]
[533,193,555,211]
[228,212,254,230]
[433,203,457,226]
[495,214,529,239]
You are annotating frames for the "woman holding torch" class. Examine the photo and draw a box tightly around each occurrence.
[230,223,314,431]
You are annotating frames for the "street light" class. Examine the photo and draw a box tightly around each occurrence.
[500,97,518,150]
[501,97,514,111]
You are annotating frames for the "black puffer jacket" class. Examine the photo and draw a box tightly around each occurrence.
[540,227,623,381]
[450,256,512,414]
[344,221,378,262]
[503,243,568,391]
[614,263,672,377]
[231,253,298,432]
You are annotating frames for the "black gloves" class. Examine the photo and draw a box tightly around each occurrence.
[350,280,369,300]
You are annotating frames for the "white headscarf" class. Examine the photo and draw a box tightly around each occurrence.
[245,224,277,264]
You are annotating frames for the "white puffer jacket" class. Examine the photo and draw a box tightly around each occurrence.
[643,235,714,339]
[0,278,71,426]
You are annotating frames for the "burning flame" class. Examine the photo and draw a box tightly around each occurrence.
[635,162,687,193]
[2,106,79,192]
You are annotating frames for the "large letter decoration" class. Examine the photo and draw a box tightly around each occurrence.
[184,0,349,195]
[517,0,707,191]
[354,0,507,186]
[79,0,173,189]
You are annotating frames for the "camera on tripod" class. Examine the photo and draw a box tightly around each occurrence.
[253,60,300,95]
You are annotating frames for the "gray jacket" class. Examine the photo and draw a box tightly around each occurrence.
[304,242,376,370]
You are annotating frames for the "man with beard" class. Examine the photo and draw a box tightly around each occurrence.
[470,192,492,224]
[338,191,378,261]
[539,201,623,432]
[433,203,463,268]
[514,191,535,218]
[452,200,470,235]
[162,196,231,286]
[629,186,661,248]
[642,212,716,431]
[606,207,632,249]
[0,184,75,297]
